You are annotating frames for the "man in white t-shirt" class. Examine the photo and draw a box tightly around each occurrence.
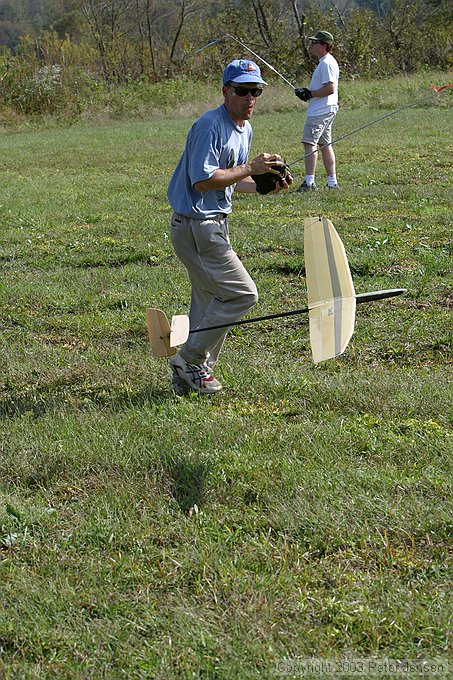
[294,30,340,191]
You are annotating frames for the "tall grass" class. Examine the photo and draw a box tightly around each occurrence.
[1,69,451,130]
[0,74,452,678]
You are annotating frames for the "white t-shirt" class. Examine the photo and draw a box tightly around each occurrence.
[307,53,339,116]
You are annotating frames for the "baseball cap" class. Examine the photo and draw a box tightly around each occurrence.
[223,60,267,85]
[308,30,334,44]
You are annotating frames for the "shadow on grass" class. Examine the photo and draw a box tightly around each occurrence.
[257,262,306,276]
[0,384,173,420]
[255,261,377,278]
[163,454,209,515]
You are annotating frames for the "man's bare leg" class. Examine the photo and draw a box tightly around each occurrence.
[320,143,338,187]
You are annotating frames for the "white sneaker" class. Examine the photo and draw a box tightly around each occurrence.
[296,180,318,192]
[171,366,193,395]
[170,354,222,395]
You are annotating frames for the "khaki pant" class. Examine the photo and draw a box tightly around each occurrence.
[170,212,258,365]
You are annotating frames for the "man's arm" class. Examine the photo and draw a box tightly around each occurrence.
[194,153,284,192]
[310,81,336,97]
[194,164,253,192]
[235,177,258,193]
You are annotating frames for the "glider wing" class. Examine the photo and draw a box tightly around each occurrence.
[304,217,356,363]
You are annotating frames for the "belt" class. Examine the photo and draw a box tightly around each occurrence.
[173,212,228,220]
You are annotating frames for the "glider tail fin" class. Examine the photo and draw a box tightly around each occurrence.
[146,308,189,357]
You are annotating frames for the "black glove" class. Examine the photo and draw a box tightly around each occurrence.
[295,87,312,102]
[252,164,293,195]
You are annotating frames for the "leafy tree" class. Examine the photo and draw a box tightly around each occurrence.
[0,1,20,21]
[0,0,451,87]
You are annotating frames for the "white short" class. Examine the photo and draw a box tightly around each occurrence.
[302,112,337,146]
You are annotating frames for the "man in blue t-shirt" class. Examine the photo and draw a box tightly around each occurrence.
[294,31,340,191]
[167,59,292,394]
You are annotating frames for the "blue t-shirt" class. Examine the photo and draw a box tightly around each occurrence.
[167,104,252,219]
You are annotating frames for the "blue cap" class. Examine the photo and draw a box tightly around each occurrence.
[223,59,267,85]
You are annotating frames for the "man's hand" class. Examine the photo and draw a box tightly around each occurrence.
[252,162,293,195]
[269,166,293,194]
[248,153,285,177]
[295,87,312,102]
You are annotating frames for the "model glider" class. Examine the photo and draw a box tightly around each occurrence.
[146,217,406,363]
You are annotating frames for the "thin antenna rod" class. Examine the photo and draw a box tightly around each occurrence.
[189,289,406,334]
[225,34,296,89]
[195,35,230,53]
[195,34,295,89]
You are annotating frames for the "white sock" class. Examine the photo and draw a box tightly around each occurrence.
[305,175,315,186]
[327,175,337,187]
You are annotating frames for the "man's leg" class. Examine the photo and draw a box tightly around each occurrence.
[298,116,324,191]
[171,214,258,366]
[320,143,336,176]
[171,280,214,393]
[186,276,226,366]
[319,113,339,188]
[304,142,318,178]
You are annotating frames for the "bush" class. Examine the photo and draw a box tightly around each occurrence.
[0,6,452,122]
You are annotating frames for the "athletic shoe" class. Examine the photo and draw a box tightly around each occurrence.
[205,352,215,370]
[171,356,218,395]
[326,183,341,189]
[170,354,222,395]
[296,180,318,192]
[171,366,193,395]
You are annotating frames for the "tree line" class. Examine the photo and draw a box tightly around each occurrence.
[0,1,451,115]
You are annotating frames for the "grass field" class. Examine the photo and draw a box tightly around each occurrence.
[1,74,452,678]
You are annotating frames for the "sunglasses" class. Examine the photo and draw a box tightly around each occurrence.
[309,40,321,44]
[229,85,263,98]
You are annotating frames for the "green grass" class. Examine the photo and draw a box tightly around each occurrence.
[0,75,452,678]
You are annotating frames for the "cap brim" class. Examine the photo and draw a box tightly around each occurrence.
[229,75,267,85]
[308,34,333,43]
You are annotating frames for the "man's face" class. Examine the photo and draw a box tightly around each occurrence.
[223,82,263,125]
[308,40,327,58]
